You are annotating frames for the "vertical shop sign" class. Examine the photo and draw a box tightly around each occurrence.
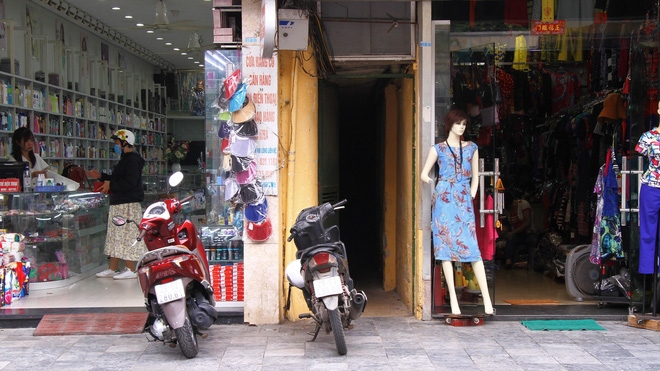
[243,45,278,196]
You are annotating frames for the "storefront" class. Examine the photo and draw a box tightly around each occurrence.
[428,1,659,316]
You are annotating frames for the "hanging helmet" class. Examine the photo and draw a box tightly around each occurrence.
[111,129,136,146]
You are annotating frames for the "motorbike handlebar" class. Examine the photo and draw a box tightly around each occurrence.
[287,199,348,243]
[332,199,348,209]
[180,195,194,204]
[136,228,147,242]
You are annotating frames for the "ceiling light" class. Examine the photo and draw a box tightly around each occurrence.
[165,42,172,46]
[125,15,133,19]
[187,31,201,49]
[155,0,169,25]
[156,37,163,40]
[146,30,154,34]
[181,52,187,55]
[112,7,120,10]
[136,23,144,27]
[188,57,193,59]
[173,48,180,51]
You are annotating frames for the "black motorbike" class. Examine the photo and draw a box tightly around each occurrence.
[284,199,367,355]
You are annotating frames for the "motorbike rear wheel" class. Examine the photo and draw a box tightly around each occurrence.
[175,317,199,358]
[328,308,347,355]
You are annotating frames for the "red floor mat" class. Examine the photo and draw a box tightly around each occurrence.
[33,312,148,336]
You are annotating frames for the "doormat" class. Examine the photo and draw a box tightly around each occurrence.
[34,312,148,336]
[521,319,606,331]
[504,299,560,305]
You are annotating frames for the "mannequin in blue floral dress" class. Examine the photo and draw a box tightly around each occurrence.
[421,109,493,315]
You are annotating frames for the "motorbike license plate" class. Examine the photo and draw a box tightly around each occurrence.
[313,276,343,297]
[155,279,185,304]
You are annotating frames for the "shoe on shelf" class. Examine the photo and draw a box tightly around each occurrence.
[96,268,119,278]
[113,268,137,280]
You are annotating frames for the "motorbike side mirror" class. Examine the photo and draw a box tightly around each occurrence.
[112,216,127,226]
[169,171,184,188]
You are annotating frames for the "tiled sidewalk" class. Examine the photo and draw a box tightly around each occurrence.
[1,316,659,370]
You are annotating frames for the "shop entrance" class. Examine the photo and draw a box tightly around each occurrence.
[318,72,413,315]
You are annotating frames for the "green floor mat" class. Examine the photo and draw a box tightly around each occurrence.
[521,319,606,331]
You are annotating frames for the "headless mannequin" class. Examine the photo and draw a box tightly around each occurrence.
[421,118,494,315]
[635,101,660,278]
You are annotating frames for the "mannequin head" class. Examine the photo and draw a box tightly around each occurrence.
[444,109,469,138]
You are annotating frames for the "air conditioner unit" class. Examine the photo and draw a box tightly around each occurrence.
[319,1,415,62]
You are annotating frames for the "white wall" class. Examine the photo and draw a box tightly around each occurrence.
[2,2,159,87]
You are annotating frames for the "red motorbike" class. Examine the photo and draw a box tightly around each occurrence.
[112,172,217,359]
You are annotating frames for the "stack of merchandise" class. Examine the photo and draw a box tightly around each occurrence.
[0,233,31,306]
[210,262,244,302]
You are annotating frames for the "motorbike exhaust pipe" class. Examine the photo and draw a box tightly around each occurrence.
[349,290,367,320]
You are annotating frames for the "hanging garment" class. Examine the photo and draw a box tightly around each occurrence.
[473,193,498,260]
[513,35,528,70]
[598,150,624,261]
[590,165,605,264]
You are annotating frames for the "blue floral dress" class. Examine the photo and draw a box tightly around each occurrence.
[431,141,482,262]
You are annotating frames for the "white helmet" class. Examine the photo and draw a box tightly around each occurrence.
[111,129,135,146]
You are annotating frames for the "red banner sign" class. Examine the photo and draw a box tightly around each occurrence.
[531,20,566,35]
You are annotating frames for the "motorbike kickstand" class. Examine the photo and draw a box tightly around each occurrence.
[194,329,209,339]
[307,324,321,341]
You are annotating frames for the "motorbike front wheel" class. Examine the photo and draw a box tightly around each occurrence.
[328,308,347,355]
[175,317,199,358]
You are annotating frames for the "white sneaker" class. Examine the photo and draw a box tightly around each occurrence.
[96,268,119,278]
[113,268,137,280]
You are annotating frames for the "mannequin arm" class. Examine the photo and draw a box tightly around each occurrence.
[470,148,480,199]
[420,147,438,184]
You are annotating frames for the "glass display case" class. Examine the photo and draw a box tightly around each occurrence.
[204,49,245,305]
[0,191,108,287]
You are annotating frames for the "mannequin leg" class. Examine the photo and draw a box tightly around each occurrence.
[472,260,494,314]
[442,261,461,315]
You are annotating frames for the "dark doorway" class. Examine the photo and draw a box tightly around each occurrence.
[334,79,387,286]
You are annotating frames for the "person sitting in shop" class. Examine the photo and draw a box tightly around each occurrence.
[500,188,538,269]
[10,127,48,179]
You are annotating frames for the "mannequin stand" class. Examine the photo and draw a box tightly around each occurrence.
[445,313,484,326]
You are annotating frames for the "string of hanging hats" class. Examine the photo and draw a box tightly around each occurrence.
[213,69,272,243]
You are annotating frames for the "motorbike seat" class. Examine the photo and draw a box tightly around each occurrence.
[296,242,345,262]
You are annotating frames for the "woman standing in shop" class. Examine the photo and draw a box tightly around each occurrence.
[11,127,48,179]
[420,109,493,316]
[90,129,147,280]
